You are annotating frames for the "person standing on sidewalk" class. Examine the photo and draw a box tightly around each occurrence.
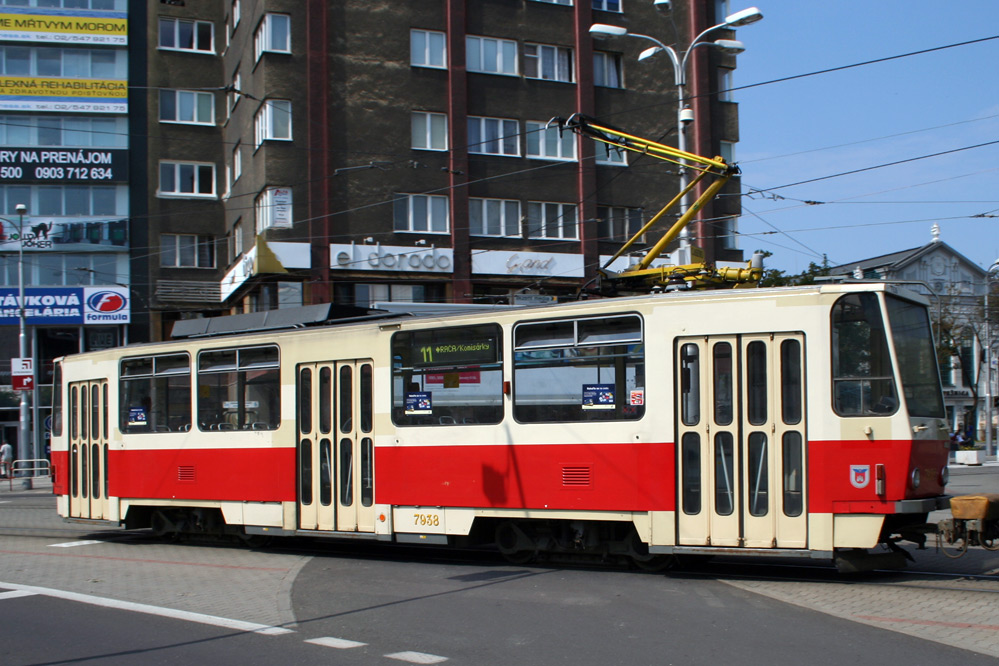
[0,440,12,479]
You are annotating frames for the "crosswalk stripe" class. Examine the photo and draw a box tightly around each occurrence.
[305,637,367,649]
[385,651,448,664]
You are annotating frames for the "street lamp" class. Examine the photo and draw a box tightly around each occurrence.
[984,258,999,457]
[590,5,762,259]
[14,203,32,481]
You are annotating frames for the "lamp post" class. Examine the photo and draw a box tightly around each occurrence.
[985,258,999,458]
[590,6,762,260]
[14,203,32,482]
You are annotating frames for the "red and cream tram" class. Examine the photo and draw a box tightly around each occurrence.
[51,282,950,570]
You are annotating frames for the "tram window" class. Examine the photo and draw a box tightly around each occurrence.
[831,293,898,417]
[681,432,701,515]
[339,438,353,506]
[392,324,503,426]
[120,353,191,434]
[91,443,100,499]
[339,366,352,433]
[299,368,313,434]
[103,383,109,440]
[782,432,803,517]
[680,344,700,426]
[746,341,767,426]
[361,437,373,507]
[714,432,734,516]
[91,385,100,440]
[300,439,313,506]
[885,296,945,418]
[319,367,332,434]
[197,345,280,431]
[70,444,78,498]
[53,362,63,437]
[747,432,768,517]
[360,364,373,433]
[319,439,332,506]
[70,386,77,440]
[781,339,802,425]
[513,315,644,423]
[712,342,733,426]
[81,386,88,439]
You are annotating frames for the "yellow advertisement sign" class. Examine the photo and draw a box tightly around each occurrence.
[0,77,127,113]
[0,9,127,45]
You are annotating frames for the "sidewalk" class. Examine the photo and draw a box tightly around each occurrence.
[0,474,53,494]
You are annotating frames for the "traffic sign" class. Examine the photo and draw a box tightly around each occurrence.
[11,357,32,391]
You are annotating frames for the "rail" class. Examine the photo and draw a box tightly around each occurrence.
[4,459,51,491]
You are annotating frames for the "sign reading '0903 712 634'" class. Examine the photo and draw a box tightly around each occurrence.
[0,148,128,183]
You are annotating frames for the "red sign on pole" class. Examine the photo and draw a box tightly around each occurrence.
[11,357,32,391]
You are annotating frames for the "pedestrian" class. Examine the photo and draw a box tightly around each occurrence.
[0,440,12,479]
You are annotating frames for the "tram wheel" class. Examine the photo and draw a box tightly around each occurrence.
[979,535,999,551]
[631,554,678,572]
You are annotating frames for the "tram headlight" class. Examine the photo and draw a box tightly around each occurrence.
[940,466,949,487]
[910,467,921,489]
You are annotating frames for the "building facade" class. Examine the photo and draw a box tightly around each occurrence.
[0,0,131,461]
[138,0,749,340]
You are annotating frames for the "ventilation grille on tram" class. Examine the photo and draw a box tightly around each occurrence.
[177,466,196,482]
[562,466,591,487]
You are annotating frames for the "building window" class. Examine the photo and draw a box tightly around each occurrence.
[524,43,573,82]
[393,193,449,233]
[33,184,117,216]
[593,0,621,10]
[161,234,215,268]
[159,161,216,198]
[231,0,241,29]
[469,198,521,237]
[411,112,447,151]
[254,13,291,60]
[0,115,127,148]
[255,187,293,232]
[597,205,644,242]
[526,201,577,239]
[530,0,573,5]
[468,116,519,156]
[254,99,292,147]
[466,35,517,75]
[159,89,215,125]
[411,29,445,68]
[594,140,626,165]
[158,18,214,53]
[232,219,243,259]
[718,68,734,102]
[526,121,575,160]
[593,51,622,88]
[229,143,242,190]
[0,45,124,78]
[717,217,738,250]
[719,140,735,164]
[227,69,241,118]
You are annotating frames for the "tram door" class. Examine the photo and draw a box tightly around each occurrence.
[68,380,109,520]
[676,335,807,549]
[297,360,375,533]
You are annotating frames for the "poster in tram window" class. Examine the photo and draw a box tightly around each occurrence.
[582,384,615,410]
[405,392,433,415]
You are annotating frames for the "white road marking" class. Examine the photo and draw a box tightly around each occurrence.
[48,540,103,548]
[0,590,37,600]
[385,651,449,664]
[0,580,294,635]
[305,637,367,649]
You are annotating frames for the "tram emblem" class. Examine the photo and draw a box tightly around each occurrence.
[849,465,871,489]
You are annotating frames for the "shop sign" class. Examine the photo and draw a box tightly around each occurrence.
[0,147,127,183]
[472,250,585,278]
[0,286,129,325]
[330,242,453,273]
[0,8,127,45]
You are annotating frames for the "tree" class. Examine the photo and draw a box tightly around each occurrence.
[756,252,830,288]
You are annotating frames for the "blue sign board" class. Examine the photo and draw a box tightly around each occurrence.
[0,286,129,325]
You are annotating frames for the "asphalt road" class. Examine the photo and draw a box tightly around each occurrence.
[0,464,996,665]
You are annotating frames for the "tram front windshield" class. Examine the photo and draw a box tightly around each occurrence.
[885,294,945,418]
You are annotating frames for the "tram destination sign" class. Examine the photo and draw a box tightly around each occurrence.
[0,147,127,183]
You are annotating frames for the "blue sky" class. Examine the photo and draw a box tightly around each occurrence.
[728,1,999,275]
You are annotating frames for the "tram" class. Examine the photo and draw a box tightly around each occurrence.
[51,281,951,570]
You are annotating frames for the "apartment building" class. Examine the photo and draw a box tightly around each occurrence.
[138,0,748,339]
